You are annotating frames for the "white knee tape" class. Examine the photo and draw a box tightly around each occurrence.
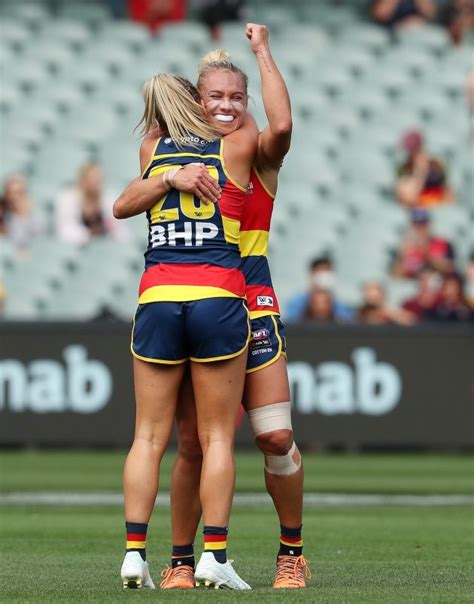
[265,442,301,476]
[247,401,292,437]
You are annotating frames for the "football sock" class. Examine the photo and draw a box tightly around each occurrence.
[279,524,303,557]
[203,526,228,564]
[171,543,195,569]
[126,521,148,561]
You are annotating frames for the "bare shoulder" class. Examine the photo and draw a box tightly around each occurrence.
[140,132,160,173]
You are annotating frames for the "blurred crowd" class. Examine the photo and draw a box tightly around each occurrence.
[0,163,127,256]
[372,0,474,44]
[287,239,474,326]
[1,0,473,324]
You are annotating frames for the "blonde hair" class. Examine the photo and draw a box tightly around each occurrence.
[137,74,218,148]
[197,50,248,95]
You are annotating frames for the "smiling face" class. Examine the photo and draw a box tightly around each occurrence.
[199,70,247,136]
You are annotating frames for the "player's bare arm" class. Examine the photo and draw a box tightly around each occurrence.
[113,137,222,219]
[247,23,292,172]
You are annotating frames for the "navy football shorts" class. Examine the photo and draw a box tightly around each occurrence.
[131,297,250,364]
[246,314,287,373]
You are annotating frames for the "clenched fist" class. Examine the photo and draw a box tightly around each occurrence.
[246,23,269,53]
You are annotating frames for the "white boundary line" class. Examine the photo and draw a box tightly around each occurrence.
[1,492,473,507]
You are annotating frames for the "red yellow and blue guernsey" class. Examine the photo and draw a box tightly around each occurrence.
[139,135,247,303]
[240,168,286,373]
[240,168,280,318]
[132,135,250,364]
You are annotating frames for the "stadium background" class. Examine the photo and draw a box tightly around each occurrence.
[0,0,473,601]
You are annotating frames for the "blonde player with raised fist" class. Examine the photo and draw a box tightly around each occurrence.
[162,23,310,589]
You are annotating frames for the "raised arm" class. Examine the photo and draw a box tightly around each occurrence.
[113,135,222,219]
[247,23,292,171]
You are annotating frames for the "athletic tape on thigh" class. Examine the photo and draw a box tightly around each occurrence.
[265,442,301,476]
[247,401,292,436]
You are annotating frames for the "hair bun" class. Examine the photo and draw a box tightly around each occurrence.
[198,49,231,73]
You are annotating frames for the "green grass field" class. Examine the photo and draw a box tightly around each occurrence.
[1,451,473,603]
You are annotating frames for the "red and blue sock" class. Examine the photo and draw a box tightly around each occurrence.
[279,525,303,557]
[126,521,148,561]
[203,526,228,564]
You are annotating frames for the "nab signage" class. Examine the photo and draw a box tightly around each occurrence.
[0,322,472,448]
[0,345,113,414]
[288,348,402,416]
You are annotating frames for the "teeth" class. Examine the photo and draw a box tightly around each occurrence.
[214,114,234,122]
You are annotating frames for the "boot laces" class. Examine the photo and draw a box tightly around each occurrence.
[159,564,193,587]
[276,555,311,585]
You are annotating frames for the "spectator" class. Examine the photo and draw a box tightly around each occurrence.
[396,130,453,207]
[358,281,416,325]
[56,163,127,246]
[1,175,43,254]
[128,0,186,33]
[440,0,474,45]
[372,0,436,29]
[302,287,336,323]
[198,0,246,40]
[401,268,442,320]
[463,254,474,310]
[425,272,473,322]
[392,209,455,279]
[285,256,354,323]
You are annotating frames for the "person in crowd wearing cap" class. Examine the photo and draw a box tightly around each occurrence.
[285,256,354,324]
[396,129,453,207]
[391,209,456,279]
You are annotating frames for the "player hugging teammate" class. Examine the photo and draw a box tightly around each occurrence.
[114,23,309,590]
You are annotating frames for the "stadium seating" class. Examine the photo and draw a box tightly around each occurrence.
[1,0,472,320]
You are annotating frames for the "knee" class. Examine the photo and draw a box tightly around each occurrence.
[178,436,203,466]
[256,429,293,456]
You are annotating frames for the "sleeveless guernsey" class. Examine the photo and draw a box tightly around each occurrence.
[138,135,247,304]
[239,168,280,320]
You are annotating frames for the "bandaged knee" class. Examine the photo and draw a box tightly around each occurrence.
[264,441,301,476]
[247,401,293,436]
[248,402,301,476]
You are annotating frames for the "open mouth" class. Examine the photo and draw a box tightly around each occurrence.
[214,114,235,123]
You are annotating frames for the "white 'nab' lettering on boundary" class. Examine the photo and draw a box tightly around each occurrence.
[288,347,402,416]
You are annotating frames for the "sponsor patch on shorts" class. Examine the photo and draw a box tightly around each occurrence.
[250,328,271,349]
[257,295,274,307]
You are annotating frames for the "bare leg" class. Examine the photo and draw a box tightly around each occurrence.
[170,370,203,545]
[243,356,304,529]
[191,351,247,527]
[124,358,185,522]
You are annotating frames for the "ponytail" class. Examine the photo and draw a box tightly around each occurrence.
[137,74,218,148]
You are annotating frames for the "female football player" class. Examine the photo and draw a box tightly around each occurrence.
[163,25,309,590]
[115,73,257,590]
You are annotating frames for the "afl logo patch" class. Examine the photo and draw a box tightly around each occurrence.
[246,181,254,195]
[250,328,271,349]
[164,137,172,144]
[257,295,274,307]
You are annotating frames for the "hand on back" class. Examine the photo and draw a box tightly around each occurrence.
[175,163,221,205]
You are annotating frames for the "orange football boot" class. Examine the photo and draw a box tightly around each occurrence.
[160,565,195,589]
[273,555,311,589]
